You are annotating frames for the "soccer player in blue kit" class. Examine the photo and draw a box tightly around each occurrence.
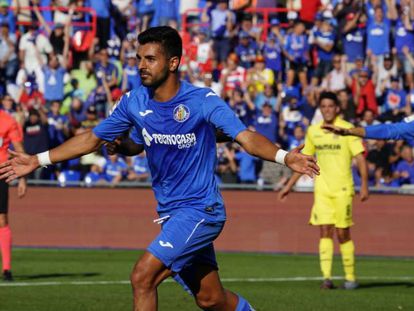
[0,26,319,310]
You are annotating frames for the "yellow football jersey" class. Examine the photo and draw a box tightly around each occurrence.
[302,118,365,196]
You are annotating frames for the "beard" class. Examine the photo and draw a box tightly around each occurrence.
[140,67,170,88]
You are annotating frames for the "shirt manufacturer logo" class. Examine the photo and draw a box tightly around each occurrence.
[139,110,154,117]
[173,104,190,122]
[206,91,217,97]
[159,240,173,248]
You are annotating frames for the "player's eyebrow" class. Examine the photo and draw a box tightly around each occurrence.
[136,53,157,60]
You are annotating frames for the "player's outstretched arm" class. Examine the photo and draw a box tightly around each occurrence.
[322,124,366,137]
[324,119,414,142]
[235,130,319,178]
[0,130,104,183]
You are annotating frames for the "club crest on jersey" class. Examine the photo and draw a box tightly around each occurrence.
[173,104,190,123]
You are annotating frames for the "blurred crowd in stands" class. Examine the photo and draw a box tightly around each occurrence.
[1,0,414,189]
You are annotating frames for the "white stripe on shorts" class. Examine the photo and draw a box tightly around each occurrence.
[185,218,205,244]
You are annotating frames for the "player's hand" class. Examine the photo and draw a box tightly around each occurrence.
[278,186,290,201]
[285,144,319,178]
[0,150,39,183]
[360,184,369,202]
[321,124,348,136]
[105,138,122,155]
[17,178,27,198]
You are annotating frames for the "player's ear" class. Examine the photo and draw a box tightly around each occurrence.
[169,56,180,72]
[336,106,340,114]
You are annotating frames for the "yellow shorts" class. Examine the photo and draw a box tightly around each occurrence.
[309,193,354,228]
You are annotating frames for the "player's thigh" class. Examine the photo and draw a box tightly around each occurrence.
[131,250,173,287]
[332,194,354,228]
[310,194,335,226]
[147,210,224,274]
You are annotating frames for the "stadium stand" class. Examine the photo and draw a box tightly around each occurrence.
[1,0,414,189]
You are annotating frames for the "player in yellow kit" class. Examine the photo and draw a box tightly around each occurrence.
[279,92,369,290]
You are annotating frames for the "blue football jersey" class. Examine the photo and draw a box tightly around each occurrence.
[93,81,246,218]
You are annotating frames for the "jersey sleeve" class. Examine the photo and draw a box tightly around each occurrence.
[348,135,365,157]
[93,94,133,142]
[301,127,315,156]
[365,117,414,141]
[129,127,143,144]
[202,91,247,140]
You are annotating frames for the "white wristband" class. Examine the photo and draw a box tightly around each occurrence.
[275,149,288,166]
[36,151,52,167]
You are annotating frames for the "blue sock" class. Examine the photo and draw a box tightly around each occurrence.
[236,294,255,311]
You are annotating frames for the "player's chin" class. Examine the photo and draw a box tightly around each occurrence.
[140,79,153,87]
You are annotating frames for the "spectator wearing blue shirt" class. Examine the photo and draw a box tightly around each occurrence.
[86,85,108,119]
[288,124,305,151]
[0,1,15,34]
[366,6,392,59]
[235,31,258,69]
[47,101,69,148]
[103,154,128,185]
[87,0,111,48]
[234,147,257,183]
[284,21,309,90]
[253,102,278,143]
[381,76,408,122]
[69,97,89,128]
[136,0,155,32]
[228,88,255,127]
[395,144,414,185]
[280,95,304,140]
[268,18,285,47]
[342,13,366,66]
[154,0,179,27]
[311,18,336,86]
[42,54,67,107]
[254,84,277,110]
[202,0,235,64]
[398,12,414,90]
[299,86,317,123]
[127,153,150,182]
[121,52,141,92]
[94,48,118,89]
[365,0,397,27]
[262,34,283,81]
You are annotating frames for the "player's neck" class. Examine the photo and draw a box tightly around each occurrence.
[152,76,181,103]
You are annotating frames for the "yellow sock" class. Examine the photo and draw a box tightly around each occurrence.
[340,240,356,282]
[319,238,334,280]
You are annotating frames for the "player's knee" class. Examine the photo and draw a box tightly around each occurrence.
[195,290,226,310]
[336,228,351,243]
[130,264,156,291]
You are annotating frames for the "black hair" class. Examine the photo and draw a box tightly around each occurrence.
[137,26,182,61]
[319,91,339,106]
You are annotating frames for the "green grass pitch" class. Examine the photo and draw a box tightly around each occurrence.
[1,248,413,310]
